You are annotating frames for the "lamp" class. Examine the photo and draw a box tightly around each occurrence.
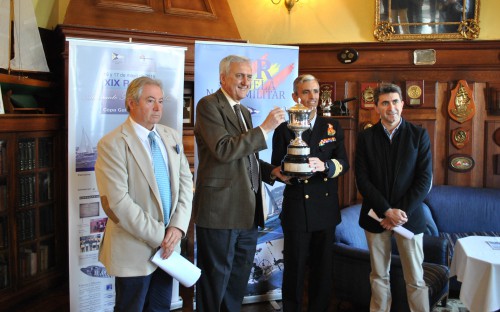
[271,0,299,13]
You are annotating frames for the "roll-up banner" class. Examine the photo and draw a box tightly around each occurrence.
[194,41,299,303]
[67,38,186,311]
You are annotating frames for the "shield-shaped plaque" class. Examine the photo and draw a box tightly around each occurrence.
[448,80,475,123]
[361,82,378,109]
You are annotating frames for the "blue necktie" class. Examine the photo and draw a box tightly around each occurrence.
[148,132,171,224]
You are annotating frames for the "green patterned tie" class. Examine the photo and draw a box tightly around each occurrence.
[234,104,259,193]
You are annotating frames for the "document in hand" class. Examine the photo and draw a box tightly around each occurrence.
[368,209,414,239]
[151,249,201,287]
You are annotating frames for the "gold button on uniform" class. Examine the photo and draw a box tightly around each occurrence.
[305,195,309,199]
[325,192,329,196]
[304,179,309,184]
[324,178,328,182]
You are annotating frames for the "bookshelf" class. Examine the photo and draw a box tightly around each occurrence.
[0,114,66,309]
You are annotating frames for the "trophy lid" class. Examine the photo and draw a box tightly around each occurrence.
[287,99,312,113]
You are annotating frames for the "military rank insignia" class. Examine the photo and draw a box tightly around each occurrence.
[319,137,336,146]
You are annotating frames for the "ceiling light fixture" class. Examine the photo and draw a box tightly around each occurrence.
[271,0,299,14]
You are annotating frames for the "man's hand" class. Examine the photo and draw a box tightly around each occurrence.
[381,208,408,230]
[271,166,292,184]
[260,107,286,134]
[161,227,183,259]
[308,157,326,172]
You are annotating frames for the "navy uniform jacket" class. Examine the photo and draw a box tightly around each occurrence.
[355,119,433,235]
[271,117,349,232]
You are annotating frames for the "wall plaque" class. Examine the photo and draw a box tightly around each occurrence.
[448,154,475,172]
[361,82,378,109]
[405,81,424,107]
[448,80,476,123]
[413,49,436,65]
[494,128,500,147]
[451,127,470,149]
[337,48,358,64]
[319,82,336,116]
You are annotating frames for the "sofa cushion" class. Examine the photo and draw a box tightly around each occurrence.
[336,203,439,249]
[336,204,368,249]
[424,185,500,233]
[422,202,439,237]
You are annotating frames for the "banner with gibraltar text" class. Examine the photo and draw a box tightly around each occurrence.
[67,38,186,311]
[194,41,299,303]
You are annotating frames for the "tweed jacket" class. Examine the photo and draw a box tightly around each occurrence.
[271,116,349,232]
[356,119,433,235]
[193,89,274,229]
[95,118,193,277]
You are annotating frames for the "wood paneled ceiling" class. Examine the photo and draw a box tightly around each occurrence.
[63,0,241,40]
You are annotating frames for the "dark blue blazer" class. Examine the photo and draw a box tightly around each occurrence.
[355,119,433,235]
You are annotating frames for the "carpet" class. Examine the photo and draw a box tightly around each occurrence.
[433,298,469,312]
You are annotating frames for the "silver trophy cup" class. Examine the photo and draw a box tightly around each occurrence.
[281,100,314,177]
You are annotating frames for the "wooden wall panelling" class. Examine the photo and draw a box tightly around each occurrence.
[470,83,487,187]
[433,82,449,185]
[485,121,500,188]
[489,83,500,116]
[333,116,357,207]
[297,41,500,192]
[182,129,195,173]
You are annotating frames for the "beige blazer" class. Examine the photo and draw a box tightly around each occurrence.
[95,118,193,277]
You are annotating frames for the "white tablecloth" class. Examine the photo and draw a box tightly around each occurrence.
[450,236,500,312]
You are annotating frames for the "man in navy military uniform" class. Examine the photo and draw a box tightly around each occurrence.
[271,74,349,311]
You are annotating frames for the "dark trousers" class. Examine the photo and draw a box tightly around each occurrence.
[114,267,173,312]
[282,228,334,312]
[195,225,258,312]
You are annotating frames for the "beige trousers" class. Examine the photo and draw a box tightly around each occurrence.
[365,230,429,312]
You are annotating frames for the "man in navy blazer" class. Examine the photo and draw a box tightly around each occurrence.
[271,74,349,311]
[355,83,433,312]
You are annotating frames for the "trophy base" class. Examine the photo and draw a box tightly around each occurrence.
[281,155,313,178]
[281,170,315,178]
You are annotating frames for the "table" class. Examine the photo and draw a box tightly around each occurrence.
[450,236,500,312]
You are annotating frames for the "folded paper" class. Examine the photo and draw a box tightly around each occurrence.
[368,209,414,239]
[151,249,201,287]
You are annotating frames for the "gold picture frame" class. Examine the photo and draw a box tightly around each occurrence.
[374,0,480,41]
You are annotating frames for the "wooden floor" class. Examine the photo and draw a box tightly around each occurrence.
[8,280,458,312]
[7,283,345,312]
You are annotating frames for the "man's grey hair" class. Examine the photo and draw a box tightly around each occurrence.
[125,76,163,112]
[219,55,251,76]
[293,74,319,94]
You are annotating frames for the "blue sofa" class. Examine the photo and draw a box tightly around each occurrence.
[332,185,500,311]
[333,204,450,312]
[423,185,500,292]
